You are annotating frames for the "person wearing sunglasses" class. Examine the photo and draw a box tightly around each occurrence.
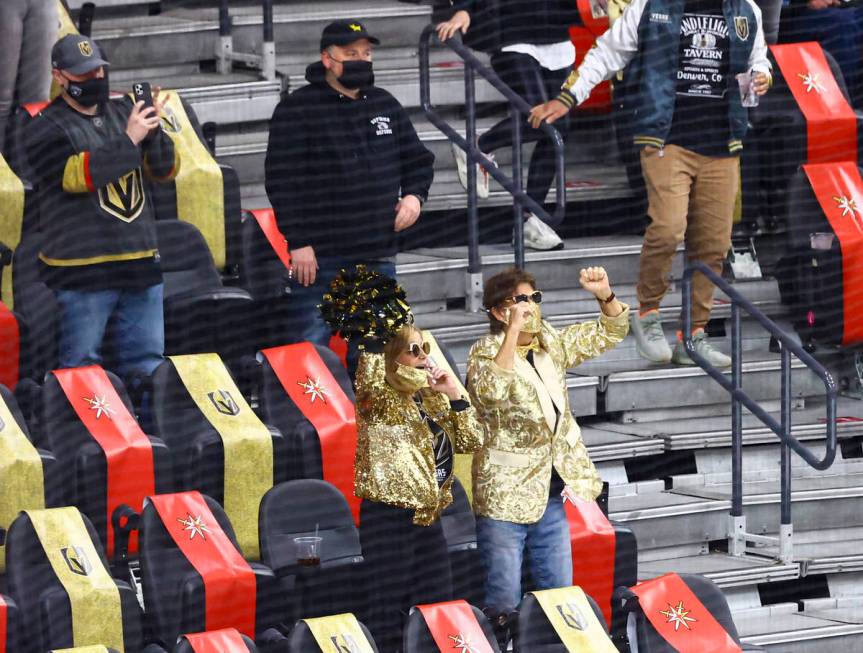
[466,266,627,647]
[354,324,485,650]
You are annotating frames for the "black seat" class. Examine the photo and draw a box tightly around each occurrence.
[149,355,288,557]
[776,165,862,348]
[403,602,500,653]
[440,477,484,606]
[238,209,293,352]
[259,479,365,624]
[149,97,243,279]
[174,629,258,653]
[617,573,764,653]
[5,507,144,653]
[10,236,57,386]
[518,589,610,652]
[0,594,21,653]
[40,366,174,561]
[156,220,254,365]
[257,343,355,482]
[139,492,285,649]
[0,383,62,570]
[743,45,862,228]
[287,617,379,653]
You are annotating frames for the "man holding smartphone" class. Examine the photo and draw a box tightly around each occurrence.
[27,35,179,392]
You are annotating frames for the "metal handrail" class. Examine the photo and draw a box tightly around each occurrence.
[217,0,276,81]
[419,24,566,285]
[682,262,838,562]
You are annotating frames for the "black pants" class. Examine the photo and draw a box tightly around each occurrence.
[359,499,453,652]
[478,51,571,207]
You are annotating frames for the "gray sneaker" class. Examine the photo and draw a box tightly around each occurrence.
[630,311,672,363]
[672,331,732,367]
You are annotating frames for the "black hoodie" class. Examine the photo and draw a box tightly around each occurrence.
[264,62,435,259]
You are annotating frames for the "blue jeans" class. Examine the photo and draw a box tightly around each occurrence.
[476,496,573,613]
[289,256,396,349]
[55,284,165,379]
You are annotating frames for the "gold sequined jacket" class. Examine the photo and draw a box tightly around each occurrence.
[354,353,485,526]
[467,308,629,524]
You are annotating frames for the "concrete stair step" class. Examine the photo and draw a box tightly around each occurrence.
[737,601,863,652]
[90,1,432,69]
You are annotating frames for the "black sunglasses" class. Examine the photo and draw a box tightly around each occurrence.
[505,290,543,305]
[407,341,431,357]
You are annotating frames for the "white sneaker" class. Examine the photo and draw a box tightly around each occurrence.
[452,142,494,199]
[522,214,564,251]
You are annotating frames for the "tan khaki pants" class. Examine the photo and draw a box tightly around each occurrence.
[638,144,739,330]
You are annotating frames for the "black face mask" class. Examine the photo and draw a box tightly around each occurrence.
[336,60,374,90]
[63,74,109,108]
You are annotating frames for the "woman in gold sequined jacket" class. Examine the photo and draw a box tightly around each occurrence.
[466,266,628,639]
[354,324,484,650]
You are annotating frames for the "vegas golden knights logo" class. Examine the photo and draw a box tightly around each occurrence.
[160,105,182,134]
[330,635,362,653]
[557,602,589,631]
[98,170,145,223]
[78,41,94,57]
[61,546,93,576]
[208,389,241,416]
[734,17,749,41]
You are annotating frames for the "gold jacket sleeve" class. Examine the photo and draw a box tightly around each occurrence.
[354,352,484,525]
[558,304,630,369]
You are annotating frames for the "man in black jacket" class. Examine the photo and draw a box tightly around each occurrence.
[265,20,434,348]
[27,35,178,385]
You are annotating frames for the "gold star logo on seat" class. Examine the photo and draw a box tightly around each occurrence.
[84,395,115,420]
[659,601,697,631]
[349,23,362,31]
[796,71,825,94]
[448,633,479,653]
[833,195,860,218]
[177,513,210,540]
[297,376,329,404]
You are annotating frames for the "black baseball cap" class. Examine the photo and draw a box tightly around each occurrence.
[320,20,381,51]
[51,34,109,75]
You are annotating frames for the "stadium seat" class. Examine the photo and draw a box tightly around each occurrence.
[11,235,59,386]
[0,384,62,571]
[175,629,258,653]
[238,210,292,352]
[150,353,288,561]
[288,615,379,653]
[40,366,174,562]
[149,96,243,279]
[776,164,863,348]
[156,221,254,366]
[5,507,144,653]
[5,103,50,183]
[0,594,21,653]
[403,601,501,653]
[257,343,355,482]
[139,491,285,648]
[518,587,613,652]
[617,573,763,653]
[259,479,365,624]
[744,43,862,227]
[0,298,21,392]
[440,477,484,607]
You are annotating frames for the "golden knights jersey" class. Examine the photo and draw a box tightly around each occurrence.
[26,97,179,272]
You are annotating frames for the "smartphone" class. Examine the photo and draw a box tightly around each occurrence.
[132,82,153,108]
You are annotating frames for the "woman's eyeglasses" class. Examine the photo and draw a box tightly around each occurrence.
[407,341,431,357]
[505,290,543,305]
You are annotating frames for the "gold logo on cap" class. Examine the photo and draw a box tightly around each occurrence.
[349,23,362,31]
[78,40,93,57]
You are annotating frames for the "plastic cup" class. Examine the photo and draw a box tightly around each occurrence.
[294,536,322,567]
[736,72,759,108]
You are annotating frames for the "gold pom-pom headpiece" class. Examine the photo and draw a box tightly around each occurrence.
[318,265,413,344]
